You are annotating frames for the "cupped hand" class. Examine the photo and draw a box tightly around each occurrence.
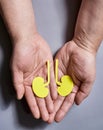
[48,40,96,123]
[11,33,57,121]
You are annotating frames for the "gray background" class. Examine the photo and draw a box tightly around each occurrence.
[0,0,103,130]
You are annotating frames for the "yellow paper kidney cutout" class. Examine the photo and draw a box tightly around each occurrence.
[32,61,50,98]
[32,59,73,98]
[55,59,74,96]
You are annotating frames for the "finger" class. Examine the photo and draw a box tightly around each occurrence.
[50,61,57,100]
[47,96,65,123]
[25,85,40,119]
[36,97,49,122]
[44,61,55,113]
[48,86,77,123]
[48,112,56,124]
[45,92,54,113]
[55,93,76,122]
[75,82,93,105]
[12,69,24,99]
[38,63,54,114]
[48,57,64,123]
[31,63,50,121]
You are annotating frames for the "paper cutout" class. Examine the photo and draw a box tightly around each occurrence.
[55,59,74,96]
[32,60,50,98]
[32,59,73,98]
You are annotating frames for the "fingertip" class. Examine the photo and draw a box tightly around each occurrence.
[47,119,54,124]
[33,112,40,119]
[75,92,84,105]
[42,114,49,122]
[17,93,23,100]
[32,109,40,119]
[46,101,54,114]
[47,113,55,124]
[55,119,60,123]
[52,92,58,101]
[55,111,64,122]
[16,85,25,100]
[51,87,58,100]
[55,117,61,123]
[75,99,82,105]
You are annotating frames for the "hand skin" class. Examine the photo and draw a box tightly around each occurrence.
[48,0,103,123]
[48,41,96,123]
[12,33,58,121]
[0,0,57,121]
[1,0,103,123]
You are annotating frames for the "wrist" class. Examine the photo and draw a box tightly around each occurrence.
[11,29,38,44]
[73,32,99,55]
[12,31,39,47]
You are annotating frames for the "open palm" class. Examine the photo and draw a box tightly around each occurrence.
[48,40,96,123]
[11,33,57,121]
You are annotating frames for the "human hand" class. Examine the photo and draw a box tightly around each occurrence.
[48,40,96,123]
[11,33,57,121]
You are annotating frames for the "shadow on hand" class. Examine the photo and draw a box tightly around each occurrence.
[0,16,47,129]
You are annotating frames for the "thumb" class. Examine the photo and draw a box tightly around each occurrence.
[12,69,25,100]
[75,82,93,105]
